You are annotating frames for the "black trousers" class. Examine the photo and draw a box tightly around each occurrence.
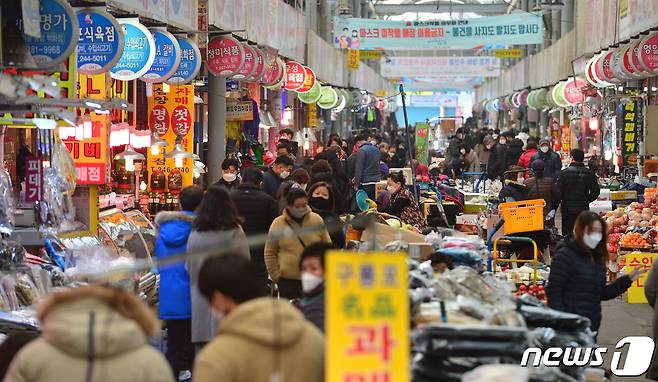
[561,209,582,237]
[251,259,270,297]
[278,277,302,300]
[165,319,194,378]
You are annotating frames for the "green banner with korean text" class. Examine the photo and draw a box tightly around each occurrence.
[415,122,430,166]
[333,12,544,50]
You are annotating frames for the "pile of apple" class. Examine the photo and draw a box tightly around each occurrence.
[515,283,547,303]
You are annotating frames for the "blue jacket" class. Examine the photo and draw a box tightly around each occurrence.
[154,210,195,320]
[354,142,382,185]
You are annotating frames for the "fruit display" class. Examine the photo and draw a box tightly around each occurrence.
[514,284,547,303]
[619,232,653,249]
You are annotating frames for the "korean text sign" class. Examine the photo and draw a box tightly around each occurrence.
[25,157,43,202]
[146,84,195,189]
[622,98,642,165]
[334,12,543,50]
[381,56,500,78]
[626,252,656,304]
[326,251,409,382]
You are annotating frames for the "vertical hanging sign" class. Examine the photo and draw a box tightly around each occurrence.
[622,98,641,166]
[25,157,44,202]
[348,49,361,70]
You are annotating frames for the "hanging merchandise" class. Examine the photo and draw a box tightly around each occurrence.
[16,0,79,69]
[166,37,202,85]
[247,46,267,82]
[0,171,15,235]
[141,29,181,83]
[295,66,317,93]
[637,32,658,75]
[111,19,156,81]
[207,35,245,77]
[298,82,322,104]
[76,8,124,75]
[283,61,307,91]
[317,86,339,109]
[35,169,66,235]
[231,44,257,80]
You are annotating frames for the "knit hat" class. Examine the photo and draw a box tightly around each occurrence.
[530,159,545,175]
[538,138,551,146]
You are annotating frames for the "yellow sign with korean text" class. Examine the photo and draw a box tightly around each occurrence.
[326,251,409,382]
[307,103,317,129]
[226,100,254,121]
[495,48,522,58]
[359,50,383,60]
[626,252,656,303]
[348,49,361,70]
[146,84,195,190]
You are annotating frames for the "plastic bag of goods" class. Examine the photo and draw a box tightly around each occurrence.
[0,170,15,235]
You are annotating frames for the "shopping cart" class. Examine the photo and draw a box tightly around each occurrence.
[488,198,545,286]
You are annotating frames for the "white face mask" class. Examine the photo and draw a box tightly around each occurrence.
[289,206,307,219]
[280,170,290,179]
[583,232,603,249]
[301,272,323,293]
[223,173,237,182]
[460,149,466,154]
[540,146,549,153]
[492,134,499,140]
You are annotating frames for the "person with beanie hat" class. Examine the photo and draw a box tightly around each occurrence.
[524,159,561,229]
[531,139,562,178]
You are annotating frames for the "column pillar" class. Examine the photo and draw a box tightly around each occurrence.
[207,74,226,185]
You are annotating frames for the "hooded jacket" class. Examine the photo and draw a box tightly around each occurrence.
[546,238,632,332]
[154,211,194,320]
[187,226,250,344]
[264,208,331,282]
[193,298,324,382]
[517,148,538,169]
[531,149,562,178]
[4,286,174,382]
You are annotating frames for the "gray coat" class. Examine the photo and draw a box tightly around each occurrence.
[186,226,250,344]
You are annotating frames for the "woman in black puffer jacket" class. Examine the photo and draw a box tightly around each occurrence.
[547,211,645,333]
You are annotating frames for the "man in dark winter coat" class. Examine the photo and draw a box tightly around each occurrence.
[231,167,279,296]
[261,155,294,198]
[298,242,335,332]
[531,138,562,178]
[446,128,464,164]
[487,133,510,180]
[556,149,600,235]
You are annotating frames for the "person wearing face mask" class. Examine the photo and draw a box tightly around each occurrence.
[531,138,563,178]
[261,155,294,199]
[487,132,511,180]
[186,185,250,348]
[547,212,645,334]
[379,171,427,230]
[298,242,336,332]
[556,149,600,236]
[215,157,241,191]
[265,188,331,300]
[475,135,494,172]
[308,182,345,248]
[276,168,310,213]
[351,134,383,200]
[193,254,324,382]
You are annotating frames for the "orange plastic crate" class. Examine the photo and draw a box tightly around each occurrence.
[498,199,545,234]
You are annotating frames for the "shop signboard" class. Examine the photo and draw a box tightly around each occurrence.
[326,251,409,382]
[296,66,317,94]
[111,19,156,81]
[348,49,361,70]
[283,61,307,91]
[17,0,79,69]
[207,35,245,77]
[415,122,429,165]
[147,84,195,189]
[307,103,317,129]
[141,30,181,83]
[622,98,642,166]
[637,33,658,75]
[334,12,543,50]
[626,252,656,303]
[380,56,500,78]
[248,47,266,82]
[76,8,124,75]
[25,157,43,203]
[596,51,617,83]
[317,86,339,109]
[495,48,522,58]
[562,77,587,106]
[359,50,382,60]
[232,44,257,80]
[298,82,322,104]
[226,101,254,121]
[167,37,202,86]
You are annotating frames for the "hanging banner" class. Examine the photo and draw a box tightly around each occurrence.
[17,0,79,69]
[334,12,543,50]
[111,19,156,81]
[147,84,195,189]
[326,251,409,382]
[141,29,181,83]
[232,44,257,80]
[167,37,202,86]
[381,56,500,78]
[347,49,361,70]
[207,35,245,77]
[415,122,429,166]
[307,103,318,129]
[25,156,44,203]
[76,8,124,75]
[622,98,642,166]
[226,100,254,121]
[284,61,307,91]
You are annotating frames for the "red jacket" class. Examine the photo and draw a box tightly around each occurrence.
[518,148,538,169]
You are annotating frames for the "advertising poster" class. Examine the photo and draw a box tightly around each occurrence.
[415,122,430,165]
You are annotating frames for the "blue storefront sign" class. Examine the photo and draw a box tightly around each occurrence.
[141,29,181,83]
[17,0,79,69]
[76,8,124,75]
[166,37,201,86]
[110,19,156,81]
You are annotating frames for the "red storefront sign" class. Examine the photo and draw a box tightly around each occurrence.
[232,44,257,80]
[562,78,587,105]
[207,35,245,77]
[250,47,266,81]
[638,33,658,74]
[149,104,169,136]
[283,60,306,91]
[25,156,43,202]
[296,66,317,94]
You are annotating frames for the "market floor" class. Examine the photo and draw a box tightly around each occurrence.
[599,297,654,381]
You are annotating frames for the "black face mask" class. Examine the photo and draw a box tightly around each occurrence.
[309,196,332,211]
